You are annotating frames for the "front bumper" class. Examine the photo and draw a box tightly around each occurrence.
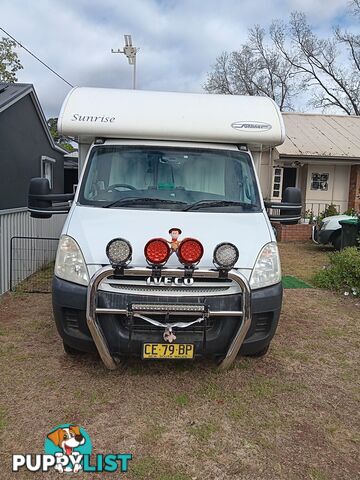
[53,268,282,369]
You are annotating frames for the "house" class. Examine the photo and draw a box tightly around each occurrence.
[0,83,67,294]
[64,150,79,193]
[259,113,360,217]
[0,83,66,209]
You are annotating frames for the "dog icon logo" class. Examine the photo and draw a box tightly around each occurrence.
[45,424,91,473]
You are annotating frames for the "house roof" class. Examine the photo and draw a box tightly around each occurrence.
[277,113,360,159]
[0,83,32,110]
[0,82,67,154]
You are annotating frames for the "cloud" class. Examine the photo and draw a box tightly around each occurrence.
[1,0,354,116]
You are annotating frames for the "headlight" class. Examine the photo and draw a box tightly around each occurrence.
[250,242,281,289]
[213,242,239,270]
[55,235,89,286]
[106,238,132,267]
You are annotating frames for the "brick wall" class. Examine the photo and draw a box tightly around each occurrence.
[348,165,360,212]
[272,223,313,242]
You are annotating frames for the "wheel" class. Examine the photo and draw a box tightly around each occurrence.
[331,231,341,251]
[63,341,84,355]
[245,344,270,358]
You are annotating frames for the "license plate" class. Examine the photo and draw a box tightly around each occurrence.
[143,343,194,359]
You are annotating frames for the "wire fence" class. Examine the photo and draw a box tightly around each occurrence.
[10,236,59,293]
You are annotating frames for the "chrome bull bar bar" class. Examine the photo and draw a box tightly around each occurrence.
[86,266,251,370]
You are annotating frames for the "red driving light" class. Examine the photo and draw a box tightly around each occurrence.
[144,238,171,265]
[177,238,204,266]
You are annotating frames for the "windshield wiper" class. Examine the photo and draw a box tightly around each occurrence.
[183,200,259,212]
[102,197,187,208]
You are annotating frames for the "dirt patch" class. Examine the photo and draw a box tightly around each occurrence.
[278,241,332,284]
[0,244,359,479]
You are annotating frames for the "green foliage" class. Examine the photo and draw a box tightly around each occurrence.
[47,117,76,152]
[318,204,339,222]
[313,247,360,295]
[304,209,314,222]
[342,207,359,216]
[0,37,23,83]
[61,142,75,152]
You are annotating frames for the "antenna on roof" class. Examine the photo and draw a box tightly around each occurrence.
[111,34,139,89]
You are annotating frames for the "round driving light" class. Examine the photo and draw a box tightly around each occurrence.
[177,238,204,266]
[144,238,171,265]
[213,242,239,269]
[106,238,132,266]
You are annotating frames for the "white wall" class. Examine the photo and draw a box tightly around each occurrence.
[305,164,350,215]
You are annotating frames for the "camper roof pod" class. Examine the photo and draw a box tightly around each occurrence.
[58,87,285,148]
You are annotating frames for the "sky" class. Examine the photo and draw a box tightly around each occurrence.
[1,0,354,117]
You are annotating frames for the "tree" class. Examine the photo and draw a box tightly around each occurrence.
[351,0,360,16]
[204,26,300,111]
[47,117,76,152]
[205,3,360,114]
[0,37,23,83]
[271,11,360,115]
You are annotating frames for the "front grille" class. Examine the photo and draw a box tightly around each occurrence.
[99,274,240,297]
[118,314,214,333]
[107,285,230,295]
[97,289,240,335]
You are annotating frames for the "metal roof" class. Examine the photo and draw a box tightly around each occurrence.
[277,113,360,159]
[0,83,33,111]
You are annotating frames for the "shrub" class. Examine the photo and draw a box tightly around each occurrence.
[318,203,339,222]
[342,207,358,216]
[313,247,360,295]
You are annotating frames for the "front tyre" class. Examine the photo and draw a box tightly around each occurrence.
[245,344,270,358]
[63,341,84,355]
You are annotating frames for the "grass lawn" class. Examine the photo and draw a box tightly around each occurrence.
[278,242,333,285]
[0,242,359,479]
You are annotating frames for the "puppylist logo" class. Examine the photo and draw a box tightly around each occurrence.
[12,423,132,474]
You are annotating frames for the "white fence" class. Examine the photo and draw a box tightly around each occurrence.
[0,208,66,294]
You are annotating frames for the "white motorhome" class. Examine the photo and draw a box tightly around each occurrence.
[29,87,295,370]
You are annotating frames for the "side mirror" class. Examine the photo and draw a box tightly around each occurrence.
[265,187,302,224]
[28,178,75,219]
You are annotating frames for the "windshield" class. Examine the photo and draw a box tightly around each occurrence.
[78,145,261,212]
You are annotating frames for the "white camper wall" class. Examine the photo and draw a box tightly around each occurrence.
[78,141,91,175]
[58,88,285,149]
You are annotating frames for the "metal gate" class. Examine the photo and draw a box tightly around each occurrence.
[10,236,59,293]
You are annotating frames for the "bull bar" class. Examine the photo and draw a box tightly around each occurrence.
[86,265,251,370]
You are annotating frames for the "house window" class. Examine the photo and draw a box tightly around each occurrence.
[41,156,56,188]
[271,167,283,199]
[311,173,329,191]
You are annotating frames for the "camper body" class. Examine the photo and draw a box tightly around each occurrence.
[31,88,286,369]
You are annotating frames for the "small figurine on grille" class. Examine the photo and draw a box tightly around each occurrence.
[168,227,182,252]
[163,327,177,343]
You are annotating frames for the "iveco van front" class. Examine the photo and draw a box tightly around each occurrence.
[29,88,287,369]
